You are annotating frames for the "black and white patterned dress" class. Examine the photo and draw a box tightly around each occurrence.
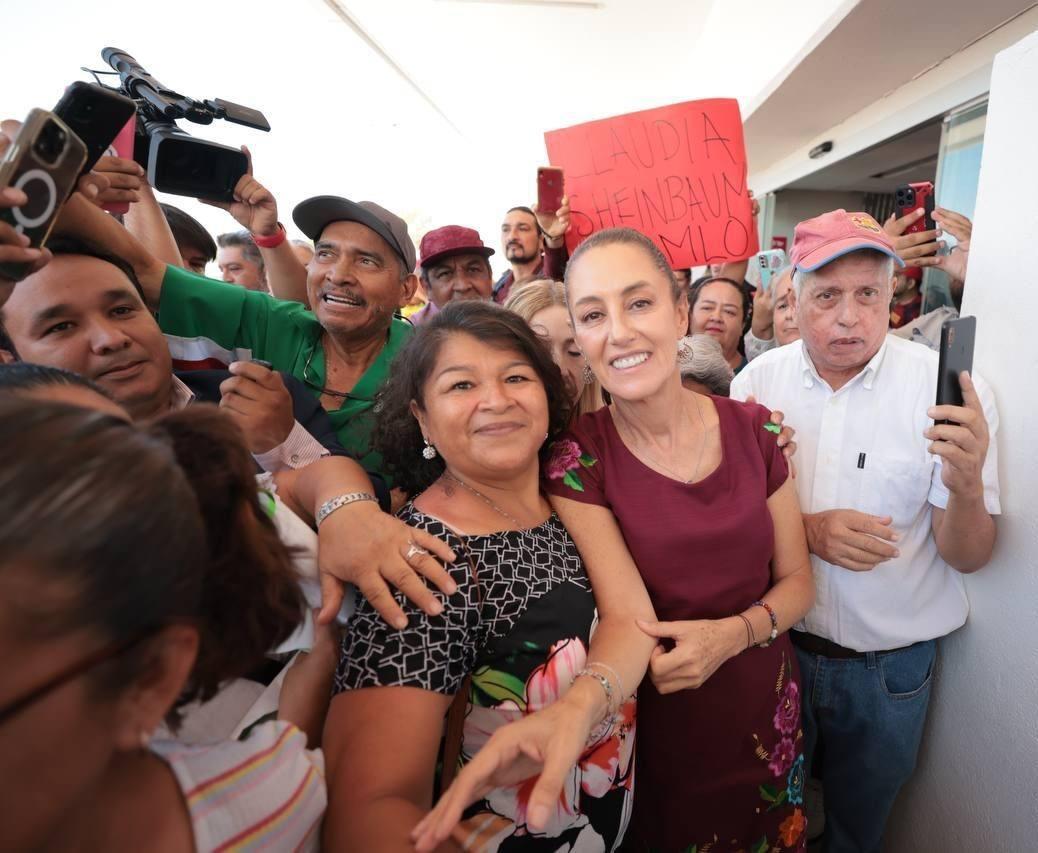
[333,504,636,852]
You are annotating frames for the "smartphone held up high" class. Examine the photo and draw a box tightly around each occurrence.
[754,249,788,292]
[52,81,137,175]
[537,167,564,215]
[895,181,936,234]
[0,109,87,281]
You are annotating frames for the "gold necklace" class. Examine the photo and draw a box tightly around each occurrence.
[442,471,531,530]
[616,394,709,484]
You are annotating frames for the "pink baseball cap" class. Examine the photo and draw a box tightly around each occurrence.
[791,209,904,272]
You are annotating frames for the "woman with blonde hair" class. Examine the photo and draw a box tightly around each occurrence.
[505,278,605,417]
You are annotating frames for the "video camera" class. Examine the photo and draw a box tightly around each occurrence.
[101,47,270,202]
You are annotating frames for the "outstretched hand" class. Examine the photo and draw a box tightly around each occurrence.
[411,698,594,851]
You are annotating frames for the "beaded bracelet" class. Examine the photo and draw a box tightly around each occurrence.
[752,600,779,647]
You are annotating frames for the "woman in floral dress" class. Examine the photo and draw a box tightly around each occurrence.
[538,229,816,852]
[322,302,657,852]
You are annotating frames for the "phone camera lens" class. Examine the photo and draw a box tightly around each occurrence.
[33,120,68,166]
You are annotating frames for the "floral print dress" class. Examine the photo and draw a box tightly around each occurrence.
[334,506,636,852]
[544,398,807,853]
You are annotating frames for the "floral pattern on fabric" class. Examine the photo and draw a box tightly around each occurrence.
[336,506,634,852]
[460,638,636,848]
[545,439,597,493]
[748,653,807,851]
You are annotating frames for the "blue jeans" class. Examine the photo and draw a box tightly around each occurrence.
[794,639,936,853]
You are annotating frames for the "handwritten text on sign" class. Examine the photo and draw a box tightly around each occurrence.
[544,99,758,267]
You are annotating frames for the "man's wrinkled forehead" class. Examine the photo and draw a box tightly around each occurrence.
[316,220,403,270]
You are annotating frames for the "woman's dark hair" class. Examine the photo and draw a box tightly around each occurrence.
[0,400,304,725]
[564,227,682,303]
[373,300,573,497]
[688,275,753,332]
[0,363,110,397]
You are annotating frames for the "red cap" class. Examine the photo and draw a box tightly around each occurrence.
[901,265,923,281]
[791,209,904,272]
[419,225,494,270]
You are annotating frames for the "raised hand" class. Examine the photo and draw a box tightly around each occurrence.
[202,145,279,237]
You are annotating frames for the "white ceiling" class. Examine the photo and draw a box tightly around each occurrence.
[784,119,942,193]
[744,0,1037,175]
[8,0,846,275]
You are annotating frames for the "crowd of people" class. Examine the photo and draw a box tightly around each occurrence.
[0,100,1000,853]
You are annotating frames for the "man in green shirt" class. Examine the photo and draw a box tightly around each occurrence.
[157,196,418,475]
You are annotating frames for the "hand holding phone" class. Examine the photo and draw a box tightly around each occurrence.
[928,317,990,500]
[537,167,564,215]
[754,249,787,292]
[220,360,294,453]
[895,182,936,234]
[0,110,87,282]
[935,316,976,423]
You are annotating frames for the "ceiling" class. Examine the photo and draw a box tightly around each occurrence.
[744,0,1037,175]
[784,119,942,193]
[7,0,853,275]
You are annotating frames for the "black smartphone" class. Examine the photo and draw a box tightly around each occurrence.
[53,82,137,175]
[936,316,976,424]
[0,109,88,281]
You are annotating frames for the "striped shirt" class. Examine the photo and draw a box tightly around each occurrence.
[150,721,325,852]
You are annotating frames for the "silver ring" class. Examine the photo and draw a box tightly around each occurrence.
[405,542,429,561]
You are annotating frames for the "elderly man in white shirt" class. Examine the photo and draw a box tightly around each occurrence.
[731,209,999,853]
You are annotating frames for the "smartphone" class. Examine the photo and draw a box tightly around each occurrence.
[0,109,87,281]
[97,116,138,215]
[52,82,137,175]
[537,167,564,215]
[754,249,788,292]
[935,316,976,424]
[895,181,936,235]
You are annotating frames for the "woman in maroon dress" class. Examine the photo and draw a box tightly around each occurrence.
[542,228,816,852]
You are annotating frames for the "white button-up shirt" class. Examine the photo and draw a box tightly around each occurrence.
[169,374,327,474]
[731,335,1001,652]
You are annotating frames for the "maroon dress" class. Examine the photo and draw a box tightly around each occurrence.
[544,397,807,853]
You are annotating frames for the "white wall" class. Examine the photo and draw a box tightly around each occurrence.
[885,29,1038,851]
[768,189,865,250]
[749,7,1038,195]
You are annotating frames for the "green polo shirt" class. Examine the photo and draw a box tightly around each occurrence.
[156,265,413,476]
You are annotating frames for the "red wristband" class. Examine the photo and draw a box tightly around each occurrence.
[252,222,286,249]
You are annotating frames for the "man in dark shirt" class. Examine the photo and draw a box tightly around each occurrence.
[492,202,570,304]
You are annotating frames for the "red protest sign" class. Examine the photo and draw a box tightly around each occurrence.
[545,99,758,267]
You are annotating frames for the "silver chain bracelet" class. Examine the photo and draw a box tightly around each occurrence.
[315,492,377,527]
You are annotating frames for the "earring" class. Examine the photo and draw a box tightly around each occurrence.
[676,337,694,366]
[422,437,437,460]
[139,729,150,749]
[581,360,594,385]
